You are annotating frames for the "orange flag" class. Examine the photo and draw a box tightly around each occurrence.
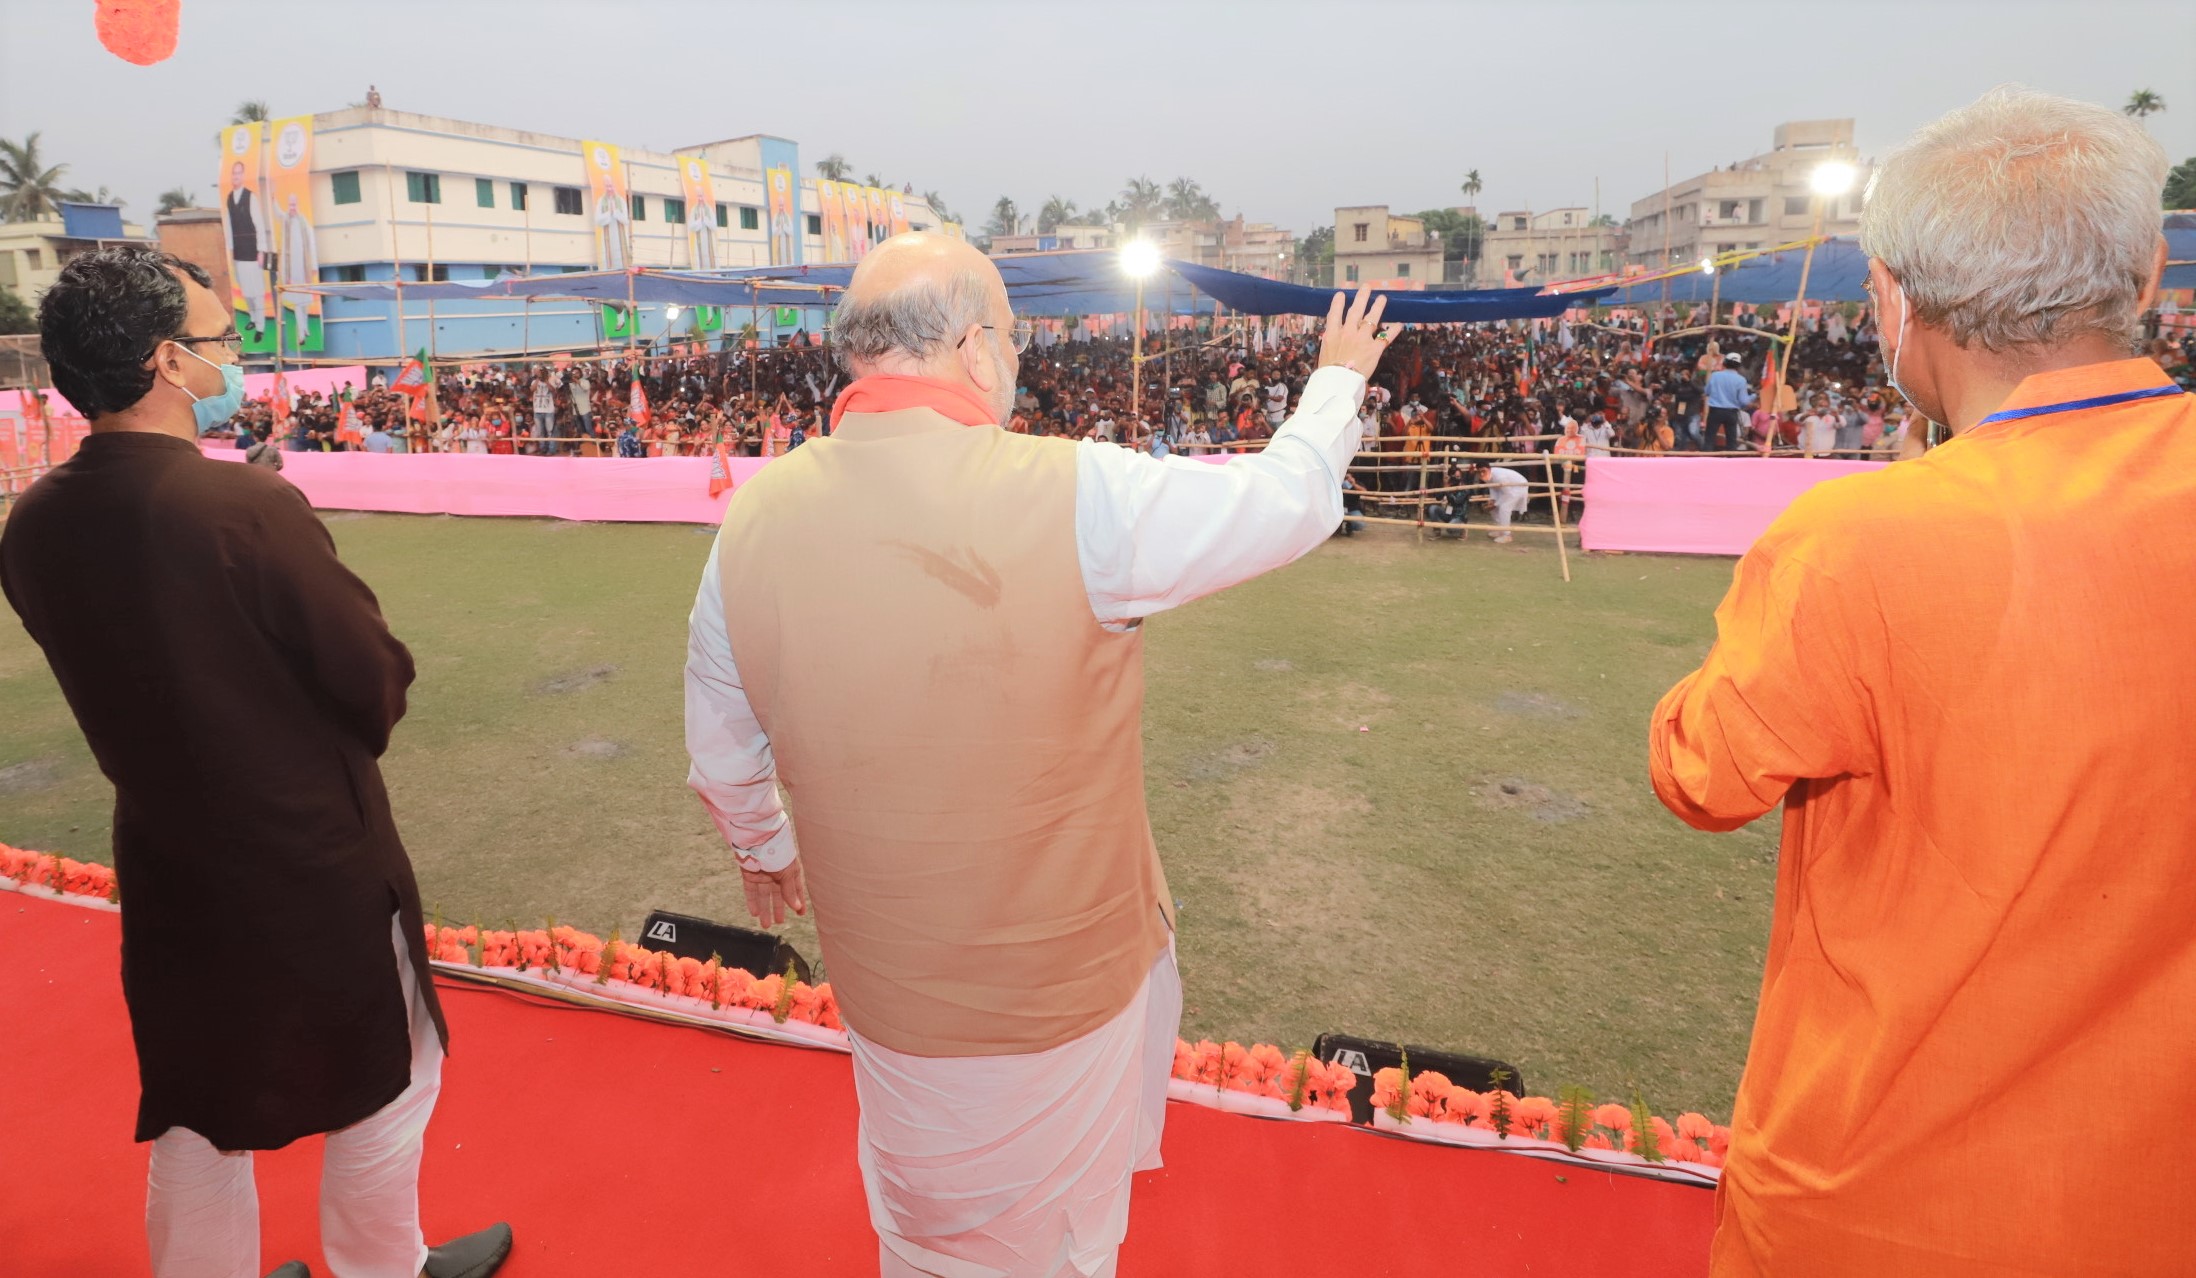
[708,442,736,497]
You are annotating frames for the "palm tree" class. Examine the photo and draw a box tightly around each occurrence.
[1163,177,1218,222]
[816,153,852,182]
[862,172,886,189]
[2166,157,2196,210]
[2124,89,2166,121]
[157,187,198,214]
[1037,194,1079,233]
[1118,176,1162,231]
[231,100,270,125]
[987,196,1021,238]
[1460,169,1483,204]
[0,133,79,222]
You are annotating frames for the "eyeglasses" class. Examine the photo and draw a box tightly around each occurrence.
[167,332,245,355]
[957,317,1034,355]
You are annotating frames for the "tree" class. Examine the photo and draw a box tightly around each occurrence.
[1589,213,1617,228]
[862,172,885,189]
[0,133,78,222]
[230,100,270,125]
[157,187,198,214]
[986,196,1021,238]
[1163,177,1219,222]
[0,287,35,335]
[1036,194,1078,233]
[816,154,852,182]
[2124,89,2166,121]
[1460,169,1483,203]
[1298,225,1335,287]
[2166,157,2196,210]
[1117,176,1163,231]
[1414,208,1485,266]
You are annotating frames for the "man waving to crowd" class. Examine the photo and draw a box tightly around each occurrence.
[685,232,1395,1277]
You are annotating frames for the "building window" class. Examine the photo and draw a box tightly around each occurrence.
[630,194,646,221]
[1784,196,1811,216]
[328,265,367,283]
[330,170,362,205]
[1512,216,1526,231]
[807,214,822,236]
[715,203,728,228]
[740,206,760,230]
[663,197,686,224]
[476,178,495,209]
[1397,262,1410,278]
[554,186,582,216]
[24,248,43,271]
[1506,254,1523,271]
[1343,264,1359,282]
[405,172,441,204]
[1352,222,1368,243]
[510,182,528,212]
[1562,212,1573,226]
[408,264,450,282]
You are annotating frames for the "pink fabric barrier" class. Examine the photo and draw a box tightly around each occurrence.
[201,446,768,524]
[3,366,366,418]
[1578,457,1885,557]
[199,446,1237,525]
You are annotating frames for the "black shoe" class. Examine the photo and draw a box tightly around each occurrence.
[264,1264,310,1278]
[424,1223,514,1278]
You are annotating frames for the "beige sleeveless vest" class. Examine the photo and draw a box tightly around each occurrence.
[716,407,1174,1058]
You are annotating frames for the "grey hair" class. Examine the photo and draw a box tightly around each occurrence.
[831,268,995,374]
[1860,85,2168,352]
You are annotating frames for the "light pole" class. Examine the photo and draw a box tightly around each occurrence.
[1120,239,1161,425]
[1776,161,1857,455]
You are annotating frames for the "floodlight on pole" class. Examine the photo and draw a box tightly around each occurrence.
[1119,239,1161,279]
[1122,240,1160,423]
[1810,161,1858,197]
[1699,257,1715,276]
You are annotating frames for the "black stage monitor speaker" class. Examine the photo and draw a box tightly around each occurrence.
[1311,1033,1525,1126]
[638,910,812,985]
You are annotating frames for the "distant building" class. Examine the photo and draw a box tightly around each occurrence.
[1332,205,1443,288]
[155,206,233,309]
[191,105,948,361]
[0,203,153,310]
[1479,207,1625,287]
[990,222,1117,254]
[1627,120,1869,270]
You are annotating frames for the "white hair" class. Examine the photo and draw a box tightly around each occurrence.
[1860,85,2168,351]
[830,267,994,374]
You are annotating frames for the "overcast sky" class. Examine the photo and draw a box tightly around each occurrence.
[2,0,2191,235]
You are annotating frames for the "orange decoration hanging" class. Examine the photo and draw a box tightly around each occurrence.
[94,0,181,66]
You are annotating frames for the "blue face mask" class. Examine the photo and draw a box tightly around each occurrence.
[175,343,246,434]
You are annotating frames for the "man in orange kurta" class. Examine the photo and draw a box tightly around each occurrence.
[1651,87,2193,1277]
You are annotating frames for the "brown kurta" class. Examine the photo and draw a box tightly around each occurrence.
[0,431,445,1151]
[716,407,1173,1058]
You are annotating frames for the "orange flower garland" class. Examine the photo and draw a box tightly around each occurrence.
[1,845,118,902]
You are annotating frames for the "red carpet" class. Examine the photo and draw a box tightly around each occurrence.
[2,891,1714,1276]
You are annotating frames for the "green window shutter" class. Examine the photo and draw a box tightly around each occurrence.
[740,206,759,230]
[476,178,495,209]
[331,171,361,205]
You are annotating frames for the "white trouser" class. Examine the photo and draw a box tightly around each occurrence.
[1492,489,1528,535]
[232,259,268,329]
[854,946,1183,1278]
[146,913,441,1278]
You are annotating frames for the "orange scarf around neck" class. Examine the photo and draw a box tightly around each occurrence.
[829,375,998,431]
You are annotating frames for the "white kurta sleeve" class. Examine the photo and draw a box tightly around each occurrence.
[684,533,799,871]
[1076,365,1367,625]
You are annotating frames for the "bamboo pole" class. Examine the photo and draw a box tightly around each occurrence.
[1549,461,1573,583]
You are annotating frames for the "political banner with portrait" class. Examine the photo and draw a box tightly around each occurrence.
[679,155,720,272]
[868,187,890,250]
[759,135,802,266]
[266,114,324,354]
[843,183,869,261]
[888,189,910,238]
[581,139,632,272]
[217,123,276,356]
[816,179,848,263]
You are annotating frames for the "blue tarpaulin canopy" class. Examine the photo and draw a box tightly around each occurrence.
[1611,216,2196,305]
[1165,259,1613,321]
[302,251,1617,322]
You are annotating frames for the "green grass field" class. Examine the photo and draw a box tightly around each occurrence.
[0,515,1777,1118]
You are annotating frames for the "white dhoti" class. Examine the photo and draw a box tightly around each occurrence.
[232,259,268,332]
[850,948,1182,1278]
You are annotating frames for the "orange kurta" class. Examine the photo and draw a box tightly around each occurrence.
[1651,358,2196,1277]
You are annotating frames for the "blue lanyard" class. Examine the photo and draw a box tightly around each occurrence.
[1977,384,2185,426]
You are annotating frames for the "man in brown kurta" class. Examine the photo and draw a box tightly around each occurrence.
[2,247,508,1278]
